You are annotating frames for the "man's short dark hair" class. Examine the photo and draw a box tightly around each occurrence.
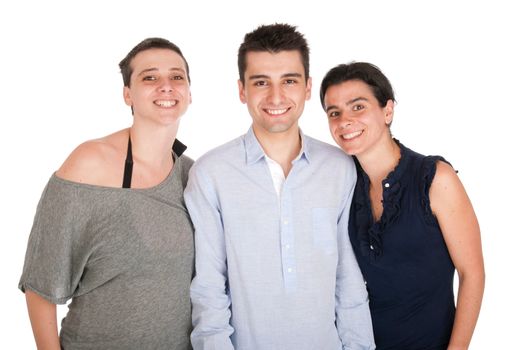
[238,23,310,84]
[320,62,395,109]
[119,37,190,87]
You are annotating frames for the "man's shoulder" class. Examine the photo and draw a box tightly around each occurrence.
[193,135,245,169]
[304,135,353,165]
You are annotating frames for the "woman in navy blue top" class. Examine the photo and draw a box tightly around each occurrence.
[319,62,485,349]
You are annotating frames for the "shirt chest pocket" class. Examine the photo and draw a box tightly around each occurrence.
[312,207,339,255]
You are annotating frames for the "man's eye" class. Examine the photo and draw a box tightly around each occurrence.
[172,75,184,80]
[285,79,296,84]
[353,104,364,111]
[254,81,267,87]
[143,76,156,81]
[328,111,340,118]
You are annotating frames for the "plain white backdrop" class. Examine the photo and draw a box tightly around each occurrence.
[1,0,504,348]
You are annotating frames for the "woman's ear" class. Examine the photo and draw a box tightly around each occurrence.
[384,99,394,125]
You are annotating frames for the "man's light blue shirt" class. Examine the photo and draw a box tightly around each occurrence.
[185,128,375,350]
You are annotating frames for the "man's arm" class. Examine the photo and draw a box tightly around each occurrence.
[184,163,234,350]
[335,183,376,350]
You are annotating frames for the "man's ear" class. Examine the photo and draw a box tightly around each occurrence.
[305,77,312,101]
[238,79,247,104]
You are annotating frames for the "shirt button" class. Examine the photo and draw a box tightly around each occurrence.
[285,244,290,249]
[283,220,289,225]
[370,245,374,250]
[384,182,390,188]
[287,268,293,273]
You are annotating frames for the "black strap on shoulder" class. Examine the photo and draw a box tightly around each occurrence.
[172,138,187,157]
[122,134,133,188]
[122,135,185,188]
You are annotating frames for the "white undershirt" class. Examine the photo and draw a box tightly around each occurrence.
[264,155,286,198]
[264,140,304,198]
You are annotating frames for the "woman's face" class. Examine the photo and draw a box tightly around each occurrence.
[323,79,394,157]
[123,48,191,127]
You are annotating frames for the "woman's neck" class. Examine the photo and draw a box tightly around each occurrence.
[129,121,179,168]
[357,137,400,184]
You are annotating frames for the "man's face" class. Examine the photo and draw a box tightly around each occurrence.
[238,50,311,138]
[123,48,191,126]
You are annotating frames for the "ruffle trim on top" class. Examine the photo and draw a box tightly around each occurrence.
[358,181,404,258]
[420,155,452,226]
[354,139,407,258]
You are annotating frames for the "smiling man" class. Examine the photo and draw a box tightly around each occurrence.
[184,24,375,350]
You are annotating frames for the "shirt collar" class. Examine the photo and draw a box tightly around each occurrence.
[244,126,310,165]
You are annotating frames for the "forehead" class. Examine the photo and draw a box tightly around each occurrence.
[244,50,304,77]
[325,80,377,104]
[130,48,186,73]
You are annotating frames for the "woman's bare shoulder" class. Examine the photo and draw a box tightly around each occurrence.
[56,129,128,186]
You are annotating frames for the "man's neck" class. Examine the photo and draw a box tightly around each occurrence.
[253,125,302,177]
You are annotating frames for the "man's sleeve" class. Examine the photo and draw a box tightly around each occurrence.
[335,176,376,350]
[184,163,234,350]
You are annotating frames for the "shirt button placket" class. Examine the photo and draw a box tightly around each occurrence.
[280,187,296,292]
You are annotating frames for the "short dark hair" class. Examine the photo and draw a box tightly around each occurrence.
[119,37,190,87]
[237,23,310,84]
[320,62,395,109]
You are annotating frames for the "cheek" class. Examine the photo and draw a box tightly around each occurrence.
[179,87,191,100]
[328,120,338,132]
[328,121,340,138]
[246,95,262,109]
[130,88,149,101]
[294,90,309,104]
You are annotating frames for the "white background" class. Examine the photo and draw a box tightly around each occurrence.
[1,0,504,348]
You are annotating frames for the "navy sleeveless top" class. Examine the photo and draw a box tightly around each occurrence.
[349,140,455,350]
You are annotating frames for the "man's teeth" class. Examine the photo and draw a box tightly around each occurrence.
[266,108,288,115]
[156,100,177,107]
[342,131,363,140]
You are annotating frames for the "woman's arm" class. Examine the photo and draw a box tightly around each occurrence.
[25,290,61,350]
[430,161,485,350]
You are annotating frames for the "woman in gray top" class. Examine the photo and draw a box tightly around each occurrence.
[19,38,194,350]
